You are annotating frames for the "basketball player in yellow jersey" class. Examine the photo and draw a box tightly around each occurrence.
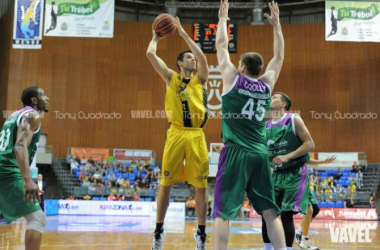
[146,17,209,250]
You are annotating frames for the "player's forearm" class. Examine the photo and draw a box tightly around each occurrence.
[287,141,315,161]
[14,145,32,181]
[181,32,207,64]
[146,39,159,56]
[272,24,284,61]
[216,19,229,49]
[307,158,328,165]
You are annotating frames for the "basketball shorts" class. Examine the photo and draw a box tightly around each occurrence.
[273,164,309,215]
[161,125,208,188]
[0,172,41,223]
[214,142,280,220]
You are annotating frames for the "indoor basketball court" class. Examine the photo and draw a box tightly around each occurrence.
[0,0,380,250]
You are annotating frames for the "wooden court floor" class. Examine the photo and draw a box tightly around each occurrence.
[0,216,379,250]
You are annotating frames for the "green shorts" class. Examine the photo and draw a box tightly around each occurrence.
[214,142,280,219]
[0,173,41,223]
[273,164,309,215]
[308,187,318,205]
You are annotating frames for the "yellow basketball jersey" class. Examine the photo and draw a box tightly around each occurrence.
[165,72,209,128]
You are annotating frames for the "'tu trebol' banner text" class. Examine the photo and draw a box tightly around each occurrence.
[44,0,114,38]
[326,1,380,42]
[13,0,44,49]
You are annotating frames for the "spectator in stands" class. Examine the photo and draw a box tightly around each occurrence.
[133,192,139,201]
[75,154,81,164]
[130,160,137,169]
[82,177,91,187]
[369,192,376,208]
[327,177,336,188]
[359,161,366,172]
[116,175,124,187]
[348,182,356,199]
[344,197,354,208]
[135,171,143,183]
[335,168,343,180]
[338,186,346,199]
[107,171,116,186]
[108,193,115,201]
[324,187,333,201]
[116,194,124,201]
[88,157,95,165]
[121,165,128,173]
[320,179,328,190]
[128,166,134,174]
[186,196,196,217]
[351,161,360,173]
[80,155,87,165]
[67,195,75,200]
[79,170,87,181]
[93,171,101,180]
[356,170,363,188]
[69,159,78,174]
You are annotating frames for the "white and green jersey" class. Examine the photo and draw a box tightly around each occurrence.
[221,74,271,153]
[266,113,310,170]
[0,107,40,179]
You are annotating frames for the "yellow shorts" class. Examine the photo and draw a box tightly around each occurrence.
[161,125,209,188]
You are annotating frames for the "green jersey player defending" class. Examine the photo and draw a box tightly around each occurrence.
[0,86,49,250]
[214,1,286,250]
[263,92,315,250]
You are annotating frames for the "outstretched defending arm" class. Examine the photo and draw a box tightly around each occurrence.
[216,0,238,93]
[259,1,284,90]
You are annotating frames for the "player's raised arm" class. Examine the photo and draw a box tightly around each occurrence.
[175,17,209,84]
[216,0,238,92]
[146,28,173,84]
[259,1,284,90]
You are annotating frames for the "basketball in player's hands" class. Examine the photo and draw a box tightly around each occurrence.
[153,13,177,37]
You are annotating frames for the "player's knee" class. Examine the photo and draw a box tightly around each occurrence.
[308,204,313,214]
[312,204,320,218]
[24,210,46,234]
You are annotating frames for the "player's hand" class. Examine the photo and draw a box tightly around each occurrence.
[272,155,290,165]
[323,156,337,164]
[23,178,40,205]
[218,0,230,21]
[152,26,164,41]
[264,1,280,26]
[174,17,187,37]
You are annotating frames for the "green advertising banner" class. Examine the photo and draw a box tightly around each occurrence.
[326,1,380,42]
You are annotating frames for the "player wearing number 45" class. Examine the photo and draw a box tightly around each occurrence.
[214,1,287,250]
[0,86,49,250]
[146,16,210,250]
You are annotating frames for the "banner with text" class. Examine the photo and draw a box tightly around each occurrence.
[70,147,109,161]
[13,0,44,49]
[44,0,114,37]
[45,200,185,218]
[113,149,153,162]
[326,1,380,42]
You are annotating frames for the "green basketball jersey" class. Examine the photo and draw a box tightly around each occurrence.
[0,107,41,178]
[222,75,271,153]
[266,113,310,170]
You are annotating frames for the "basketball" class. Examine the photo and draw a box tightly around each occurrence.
[153,13,176,37]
